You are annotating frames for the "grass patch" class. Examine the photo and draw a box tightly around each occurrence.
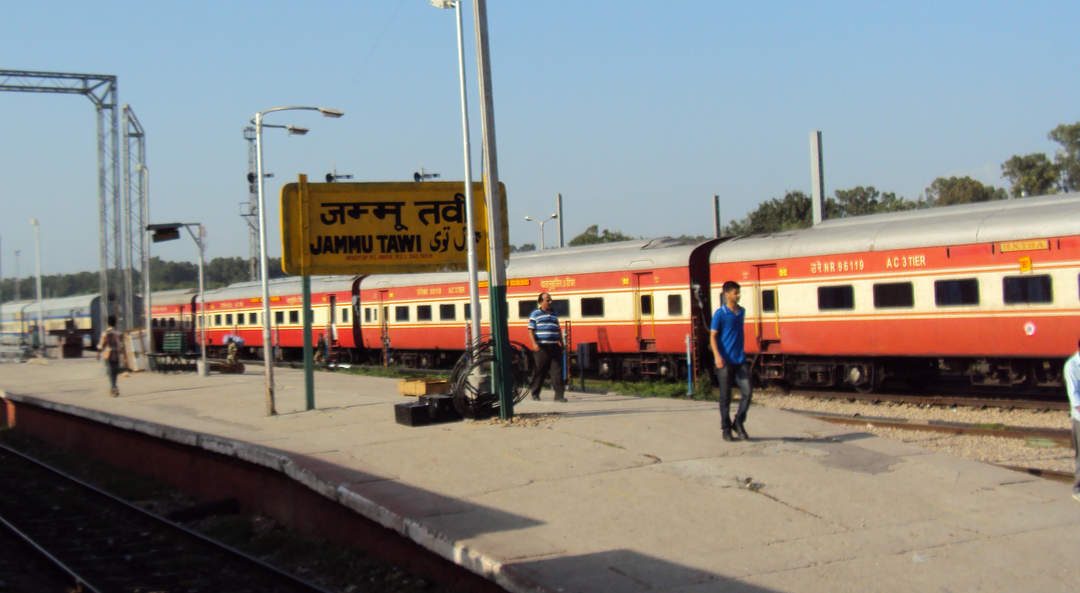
[576,373,718,401]
[337,365,450,380]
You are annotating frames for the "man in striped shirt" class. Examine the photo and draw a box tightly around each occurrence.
[528,292,566,402]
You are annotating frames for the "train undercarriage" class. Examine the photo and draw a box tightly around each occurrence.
[754,353,1065,394]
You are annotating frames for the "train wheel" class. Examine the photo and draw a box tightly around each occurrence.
[597,357,615,380]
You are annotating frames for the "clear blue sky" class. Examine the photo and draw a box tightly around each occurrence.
[2,0,1078,276]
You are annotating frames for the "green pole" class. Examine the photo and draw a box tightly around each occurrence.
[472,0,513,420]
[302,275,314,410]
[489,285,514,419]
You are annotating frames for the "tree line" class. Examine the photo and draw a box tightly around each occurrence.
[6,121,1077,301]
[513,119,1080,246]
[0,256,287,304]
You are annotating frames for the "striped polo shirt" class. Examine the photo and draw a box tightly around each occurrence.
[528,308,562,344]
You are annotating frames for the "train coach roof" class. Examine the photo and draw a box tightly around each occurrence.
[710,192,1080,263]
[359,237,706,289]
[201,276,356,301]
[150,288,197,305]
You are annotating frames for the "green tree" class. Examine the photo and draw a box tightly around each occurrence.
[1049,121,1080,192]
[829,186,914,217]
[924,176,1007,206]
[725,191,812,235]
[1001,153,1059,197]
[568,225,634,246]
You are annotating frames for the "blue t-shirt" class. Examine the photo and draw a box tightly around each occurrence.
[710,303,745,364]
[528,308,561,344]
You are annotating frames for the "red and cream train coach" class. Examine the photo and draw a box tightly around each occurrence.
[709,193,1080,392]
[353,238,718,378]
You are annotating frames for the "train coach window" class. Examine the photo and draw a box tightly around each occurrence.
[817,285,854,310]
[275,311,284,324]
[873,282,914,308]
[365,308,372,322]
[236,314,244,326]
[289,310,299,324]
[581,297,605,317]
[668,294,683,316]
[552,299,570,317]
[1003,275,1052,304]
[341,307,349,322]
[760,290,776,313]
[249,312,257,324]
[225,314,233,325]
[417,305,432,321]
[935,278,979,306]
[395,306,409,322]
[518,300,535,318]
[439,304,456,320]
[214,314,222,326]
[465,303,476,319]
[639,295,652,316]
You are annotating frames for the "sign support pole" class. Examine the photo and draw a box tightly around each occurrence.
[299,174,315,410]
[472,0,514,419]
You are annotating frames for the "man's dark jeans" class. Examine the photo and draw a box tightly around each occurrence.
[530,343,565,400]
[715,361,752,430]
[1072,418,1080,494]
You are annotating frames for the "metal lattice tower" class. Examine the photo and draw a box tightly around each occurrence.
[243,126,259,282]
[0,69,125,331]
[123,105,147,329]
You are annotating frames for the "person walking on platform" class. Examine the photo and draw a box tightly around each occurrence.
[528,292,566,402]
[96,315,124,397]
[1064,339,1080,502]
[711,280,752,442]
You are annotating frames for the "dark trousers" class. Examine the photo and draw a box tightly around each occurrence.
[1072,419,1080,493]
[715,362,752,430]
[106,359,120,390]
[530,344,565,400]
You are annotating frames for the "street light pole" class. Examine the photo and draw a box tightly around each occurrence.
[184,224,208,376]
[139,164,152,354]
[254,105,344,416]
[30,218,44,352]
[431,0,482,346]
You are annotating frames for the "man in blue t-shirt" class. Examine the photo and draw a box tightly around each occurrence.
[710,280,752,441]
[528,292,566,402]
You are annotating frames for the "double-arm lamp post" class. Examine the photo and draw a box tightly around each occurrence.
[524,213,557,250]
[254,106,344,416]
[147,222,207,375]
[430,0,482,346]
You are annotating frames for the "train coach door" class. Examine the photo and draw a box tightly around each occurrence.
[632,272,655,347]
[328,295,338,343]
[378,289,390,365]
[754,263,781,351]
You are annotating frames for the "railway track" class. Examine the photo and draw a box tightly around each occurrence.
[787,409,1075,483]
[0,444,334,593]
[777,389,1068,411]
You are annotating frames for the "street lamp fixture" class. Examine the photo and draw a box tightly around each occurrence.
[148,222,208,376]
[524,213,558,250]
[253,105,344,416]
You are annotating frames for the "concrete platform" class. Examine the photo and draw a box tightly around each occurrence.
[1,357,1077,593]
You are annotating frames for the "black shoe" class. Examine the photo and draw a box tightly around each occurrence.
[722,430,734,442]
[530,395,540,401]
[553,396,568,402]
[734,422,749,441]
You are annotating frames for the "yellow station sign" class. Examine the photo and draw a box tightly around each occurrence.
[280,177,507,275]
